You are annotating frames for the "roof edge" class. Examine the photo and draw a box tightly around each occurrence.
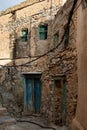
[0,0,45,16]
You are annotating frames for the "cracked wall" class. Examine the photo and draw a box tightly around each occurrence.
[0,0,78,128]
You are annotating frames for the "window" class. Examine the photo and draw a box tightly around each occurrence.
[53,33,59,44]
[21,29,28,42]
[39,24,48,40]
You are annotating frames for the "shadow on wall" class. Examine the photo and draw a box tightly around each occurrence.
[0,67,24,117]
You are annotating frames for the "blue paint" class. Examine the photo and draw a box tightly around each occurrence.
[34,79,41,111]
[25,78,33,109]
[25,77,41,112]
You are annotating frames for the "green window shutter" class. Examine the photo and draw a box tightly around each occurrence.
[39,32,45,40]
[21,29,28,42]
[22,31,27,36]
[39,25,48,40]
[21,36,27,42]
[39,26,45,32]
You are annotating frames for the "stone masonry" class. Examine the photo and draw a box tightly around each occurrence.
[0,0,78,129]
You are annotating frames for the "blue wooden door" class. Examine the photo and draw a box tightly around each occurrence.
[25,78,33,111]
[34,78,41,112]
[25,77,41,112]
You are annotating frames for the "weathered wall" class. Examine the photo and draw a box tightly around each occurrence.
[0,0,61,62]
[72,0,87,130]
[0,57,48,117]
[0,0,78,128]
[40,0,78,127]
[0,0,62,117]
[0,14,12,65]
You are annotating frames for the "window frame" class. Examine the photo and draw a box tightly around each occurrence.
[21,28,28,42]
[39,24,48,40]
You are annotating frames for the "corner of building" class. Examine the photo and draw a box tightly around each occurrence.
[71,118,84,130]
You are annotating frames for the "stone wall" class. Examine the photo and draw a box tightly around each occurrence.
[40,0,78,128]
[0,0,61,64]
[0,0,78,129]
[0,0,62,118]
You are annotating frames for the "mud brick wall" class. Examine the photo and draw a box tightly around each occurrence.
[41,0,78,128]
[0,0,61,65]
[0,0,62,117]
[0,0,78,128]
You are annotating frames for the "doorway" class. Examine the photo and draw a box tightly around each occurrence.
[24,74,41,113]
[54,76,66,126]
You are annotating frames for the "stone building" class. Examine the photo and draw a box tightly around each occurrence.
[42,0,78,127]
[0,0,78,128]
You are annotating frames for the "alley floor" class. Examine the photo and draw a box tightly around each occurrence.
[0,116,68,130]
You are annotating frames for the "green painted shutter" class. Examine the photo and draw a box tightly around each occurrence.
[21,29,28,42]
[39,25,48,40]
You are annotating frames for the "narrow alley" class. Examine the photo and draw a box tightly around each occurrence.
[0,106,67,130]
[0,0,87,130]
[0,103,68,130]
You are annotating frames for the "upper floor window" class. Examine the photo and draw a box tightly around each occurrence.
[53,32,59,44]
[21,29,28,42]
[39,24,48,40]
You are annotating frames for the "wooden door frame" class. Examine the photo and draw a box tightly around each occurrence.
[22,72,42,112]
[53,75,67,126]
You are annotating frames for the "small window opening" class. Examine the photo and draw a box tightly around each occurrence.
[53,32,59,44]
[21,29,28,42]
[39,24,48,40]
